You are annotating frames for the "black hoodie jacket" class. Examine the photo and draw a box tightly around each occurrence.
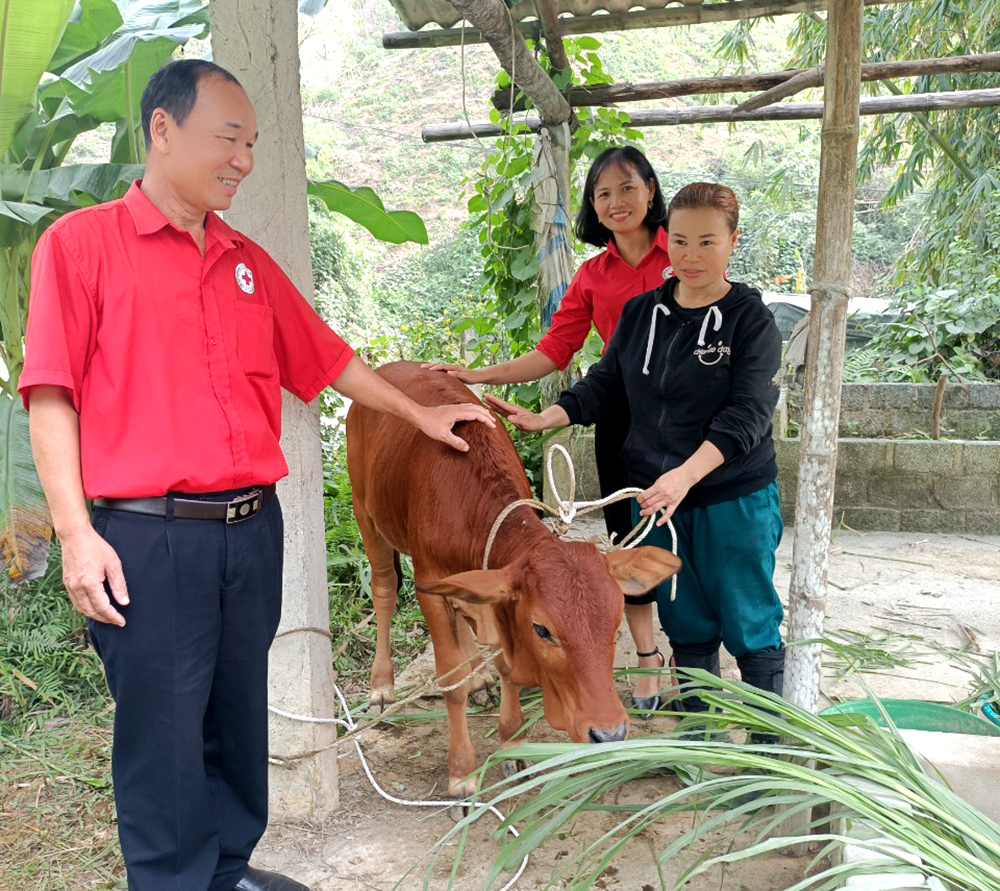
[555,277,782,508]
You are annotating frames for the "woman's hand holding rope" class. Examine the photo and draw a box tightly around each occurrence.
[638,468,695,525]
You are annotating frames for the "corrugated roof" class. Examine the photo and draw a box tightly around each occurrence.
[388,0,742,32]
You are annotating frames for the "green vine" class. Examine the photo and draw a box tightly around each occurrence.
[463,36,642,411]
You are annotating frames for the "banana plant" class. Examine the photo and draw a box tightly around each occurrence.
[0,0,208,581]
[0,0,427,582]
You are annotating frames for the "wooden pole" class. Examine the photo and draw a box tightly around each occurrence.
[734,64,825,113]
[492,51,1000,110]
[536,0,570,76]
[383,0,912,49]
[422,86,1000,141]
[785,0,864,716]
[443,0,570,125]
[532,122,576,405]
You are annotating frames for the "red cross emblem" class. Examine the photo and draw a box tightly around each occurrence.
[235,262,255,295]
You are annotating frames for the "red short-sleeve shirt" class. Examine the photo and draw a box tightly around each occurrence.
[19,182,354,498]
[536,226,672,370]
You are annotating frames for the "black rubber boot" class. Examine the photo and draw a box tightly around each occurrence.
[736,647,785,745]
[668,637,722,714]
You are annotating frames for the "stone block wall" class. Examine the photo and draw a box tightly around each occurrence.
[542,429,1000,534]
[775,438,1000,533]
[786,382,1000,440]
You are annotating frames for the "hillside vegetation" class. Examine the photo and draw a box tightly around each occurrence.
[297,0,918,347]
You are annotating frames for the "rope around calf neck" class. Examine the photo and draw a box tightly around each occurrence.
[483,444,679,601]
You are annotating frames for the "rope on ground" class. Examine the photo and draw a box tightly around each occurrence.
[267,662,529,891]
[483,444,679,601]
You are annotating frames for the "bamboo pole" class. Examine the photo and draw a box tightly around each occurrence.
[492,51,1000,110]
[422,86,1000,141]
[383,0,912,49]
[785,0,864,716]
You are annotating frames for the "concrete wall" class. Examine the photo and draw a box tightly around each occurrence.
[786,382,1000,440]
[211,0,339,820]
[543,429,1000,534]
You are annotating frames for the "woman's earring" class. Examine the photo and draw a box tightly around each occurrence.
[647,199,653,209]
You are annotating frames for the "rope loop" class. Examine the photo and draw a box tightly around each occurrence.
[483,444,679,601]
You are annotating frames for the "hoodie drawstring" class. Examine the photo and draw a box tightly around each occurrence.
[698,305,723,346]
[642,304,671,376]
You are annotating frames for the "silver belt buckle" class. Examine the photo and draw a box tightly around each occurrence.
[226,489,263,524]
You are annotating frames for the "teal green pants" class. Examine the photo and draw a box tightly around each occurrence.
[633,481,784,657]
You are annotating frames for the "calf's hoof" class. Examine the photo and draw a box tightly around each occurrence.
[448,774,478,800]
[369,686,396,711]
[501,759,526,779]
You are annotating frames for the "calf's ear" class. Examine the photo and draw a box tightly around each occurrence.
[418,568,517,605]
[603,546,681,597]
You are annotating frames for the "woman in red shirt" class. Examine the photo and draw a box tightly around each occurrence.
[428,146,672,714]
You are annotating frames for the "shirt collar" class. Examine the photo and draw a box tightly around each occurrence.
[600,225,667,271]
[123,180,243,249]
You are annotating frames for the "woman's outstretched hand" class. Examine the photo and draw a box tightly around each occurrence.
[421,362,478,383]
[483,395,569,433]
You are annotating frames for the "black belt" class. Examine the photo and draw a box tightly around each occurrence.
[94,485,277,524]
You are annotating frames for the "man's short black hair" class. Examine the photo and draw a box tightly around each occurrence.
[141,59,244,146]
[575,146,667,248]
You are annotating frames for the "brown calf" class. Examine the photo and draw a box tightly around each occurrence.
[346,362,680,797]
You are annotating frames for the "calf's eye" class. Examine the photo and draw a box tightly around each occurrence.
[533,622,552,640]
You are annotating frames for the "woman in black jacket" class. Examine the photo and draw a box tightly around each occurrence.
[487,182,785,712]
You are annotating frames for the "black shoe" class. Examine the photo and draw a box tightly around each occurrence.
[631,646,666,719]
[234,866,311,891]
[667,638,722,713]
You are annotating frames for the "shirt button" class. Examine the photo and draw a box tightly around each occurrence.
[211,338,218,345]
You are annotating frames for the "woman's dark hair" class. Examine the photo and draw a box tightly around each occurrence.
[666,182,740,233]
[141,59,244,147]
[575,146,667,248]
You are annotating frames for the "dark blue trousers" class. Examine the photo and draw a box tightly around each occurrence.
[89,493,283,891]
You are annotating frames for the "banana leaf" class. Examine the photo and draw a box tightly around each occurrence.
[0,395,51,584]
[3,161,142,209]
[48,0,125,74]
[0,0,76,158]
[0,200,55,247]
[308,180,429,246]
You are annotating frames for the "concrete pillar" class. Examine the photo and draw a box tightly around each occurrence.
[210,1,339,819]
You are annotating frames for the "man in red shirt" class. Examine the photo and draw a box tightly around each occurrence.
[20,60,492,891]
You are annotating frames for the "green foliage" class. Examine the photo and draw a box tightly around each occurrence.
[374,226,484,326]
[467,36,643,412]
[0,396,50,582]
[309,202,384,346]
[0,545,105,717]
[307,179,428,246]
[428,672,1000,891]
[786,0,1000,286]
[320,402,428,679]
[869,218,1000,381]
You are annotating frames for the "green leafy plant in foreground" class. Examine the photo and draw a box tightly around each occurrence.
[0,543,105,718]
[418,672,1000,891]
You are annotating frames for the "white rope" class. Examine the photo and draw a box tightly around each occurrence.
[268,669,529,891]
[483,444,679,602]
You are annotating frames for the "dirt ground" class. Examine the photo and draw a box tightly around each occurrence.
[251,526,1000,891]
